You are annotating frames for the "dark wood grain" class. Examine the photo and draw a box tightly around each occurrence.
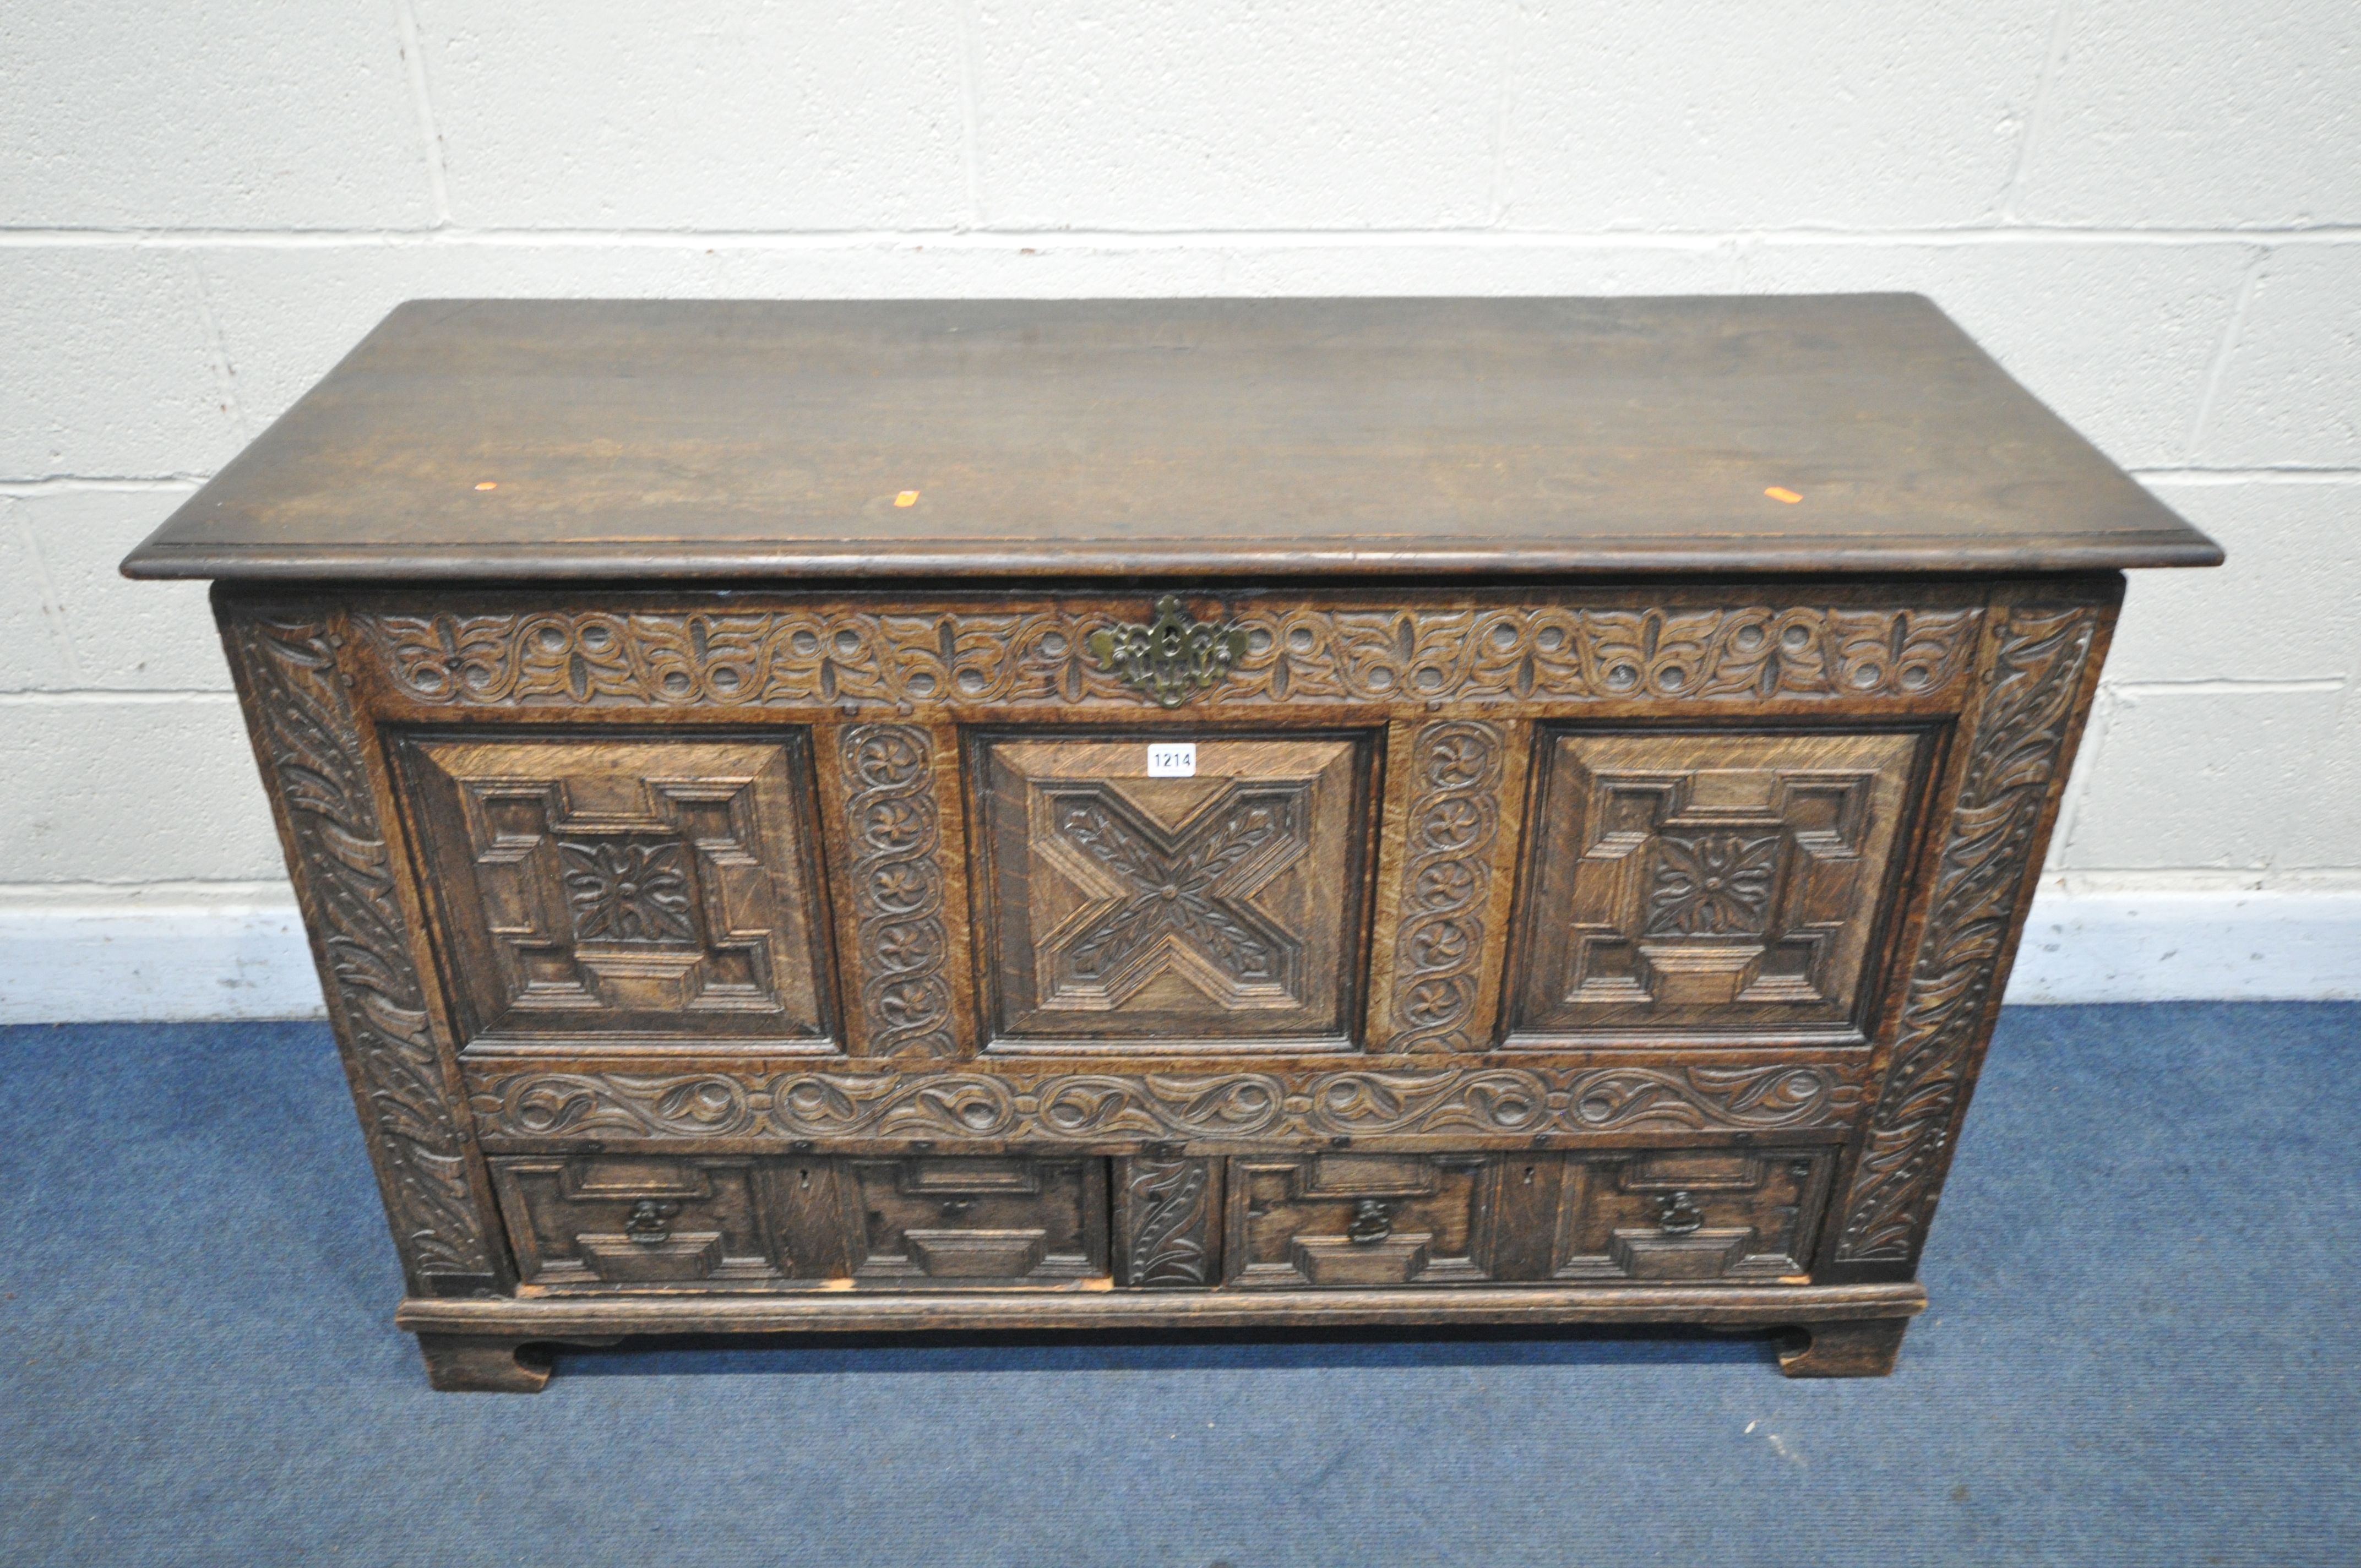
[123,297,2219,582]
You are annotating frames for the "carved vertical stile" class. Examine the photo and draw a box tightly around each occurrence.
[837,722,960,1057]
[1830,586,2118,1268]
[1383,720,1510,1053]
[1116,1155,1223,1287]
[216,598,496,1292]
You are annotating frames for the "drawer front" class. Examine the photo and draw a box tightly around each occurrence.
[1225,1152,1500,1288]
[1509,727,1932,1044]
[395,731,837,1051]
[492,1156,787,1291]
[843,1156,1110,1285]
[1550,1147,1834,1283]
[971,731,1378,1053]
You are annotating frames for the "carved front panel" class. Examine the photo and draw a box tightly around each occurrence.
[972,733,1376,1051]
[842,1157,1109,1285]
[395,734,836,1049]
[1552,1147,1834,1283]
[492,1156,786,1291]
[1225,1153,1498,1288]
[1510,729,1928,1042]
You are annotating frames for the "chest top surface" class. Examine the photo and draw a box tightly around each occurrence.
[122,295,2217,584]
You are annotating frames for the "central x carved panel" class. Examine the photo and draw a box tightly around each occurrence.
[975,733,1375,1051]
[1510,729,1927,1043]
[396,734,837,1050]
[1041,782,1310,1006]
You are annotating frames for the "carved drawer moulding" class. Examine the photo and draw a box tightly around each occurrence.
[132,297,2217,1387]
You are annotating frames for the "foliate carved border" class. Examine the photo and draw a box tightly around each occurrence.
[469,1061,1864,1144]
[356,601,1982,711]
[1834,604,2103,1263]
[840,723,956,1058]
[1389,722,1504,1053]
[222,613,493,1286]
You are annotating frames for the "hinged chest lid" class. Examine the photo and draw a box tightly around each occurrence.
[122,295,2219,583]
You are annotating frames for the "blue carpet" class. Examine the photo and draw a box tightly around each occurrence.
[2,1004,2355,1566]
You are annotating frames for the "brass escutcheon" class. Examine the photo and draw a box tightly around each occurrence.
[1086,595,1250,708]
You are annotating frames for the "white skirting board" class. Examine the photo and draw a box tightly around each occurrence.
[0,889,2355,1024]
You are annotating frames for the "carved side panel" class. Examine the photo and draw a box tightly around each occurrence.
[394,734,835,1047]
[1385,721,1506,1054]
[1510,729,1927,1042]
[1835,602,2108,1264]
[357,601,1983,711]
[219,609,494,1290]
[1116,1155,1223,1287]
[840,724,958,1058]
[972,734,1376,1049]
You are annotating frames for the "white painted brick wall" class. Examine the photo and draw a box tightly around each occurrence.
[2,0,2355,1019]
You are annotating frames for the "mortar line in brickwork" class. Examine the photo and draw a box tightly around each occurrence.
[2,226,2359,249]
[1998,0,2079,224]
[390,0,453,225]
[2186,254,2269,459]
[2104,678,2347,699]
[2129,468,2361,484]
[6,510,77,684]
[0,478,206,495]
[0,690,240,706]
[0,880,298,899]
[7,469,2355,496]
[953,0,984,227]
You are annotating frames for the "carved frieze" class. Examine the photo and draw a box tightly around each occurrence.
[222,614,494,1287]
[1834,605,2103,1263]
[357,601,1982,711]
[469,1060,1865,1144]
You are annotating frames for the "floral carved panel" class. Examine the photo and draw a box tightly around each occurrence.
[393,734,836,1048]
[1510,728,1928,1043]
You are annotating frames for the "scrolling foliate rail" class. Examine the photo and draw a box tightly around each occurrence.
[467,1061,1866,1145]
[358,601,1984,711]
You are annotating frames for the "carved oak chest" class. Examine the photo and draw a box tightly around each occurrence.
[123,297,2219,1389]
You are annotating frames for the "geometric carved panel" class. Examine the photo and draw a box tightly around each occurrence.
[395,733,836,1049]
[1223,1152,1498,1288]
[1510,729,1927,1042]
[489,1155,788,1292]
[972,733,1376,1051]
[1549,1146,1835,1283]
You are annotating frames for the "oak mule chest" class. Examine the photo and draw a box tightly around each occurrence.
[124,297,2218,1390]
